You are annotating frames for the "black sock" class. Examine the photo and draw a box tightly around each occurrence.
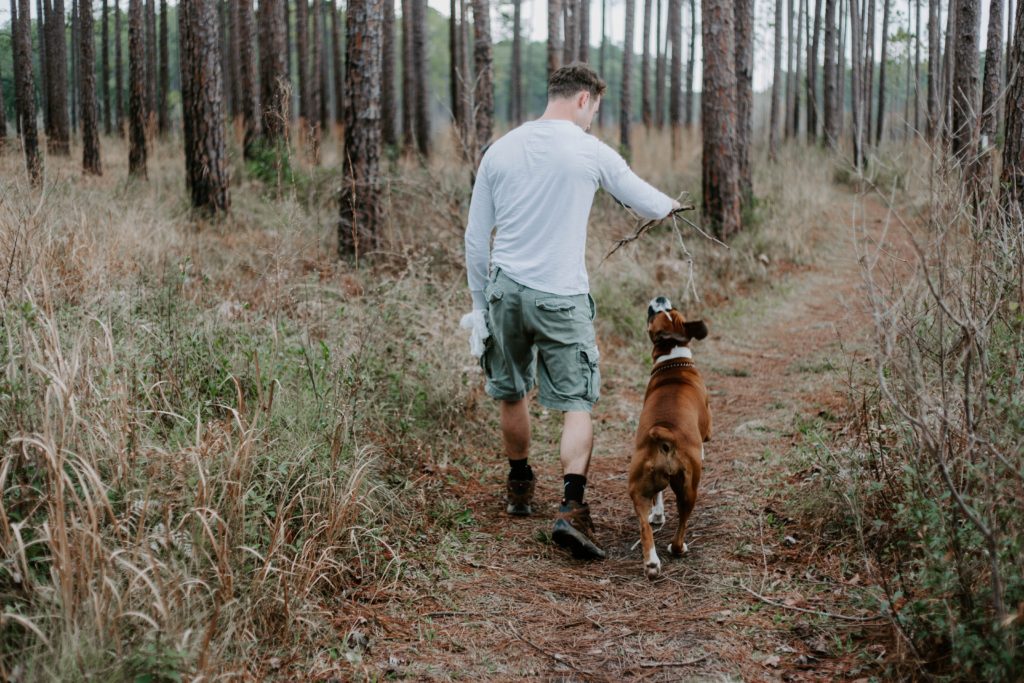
[509,459,533,480]
[563,474,587,504]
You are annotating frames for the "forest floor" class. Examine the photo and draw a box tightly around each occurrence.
[328,193,899,681]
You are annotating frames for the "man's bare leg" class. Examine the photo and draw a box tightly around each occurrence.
[501,398,530,461]
[560,410,593,476]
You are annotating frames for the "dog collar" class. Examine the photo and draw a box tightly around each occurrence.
[654,346,693,365]
[651,360,696,376]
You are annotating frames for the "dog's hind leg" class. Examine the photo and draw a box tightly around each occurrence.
[668,468,700,556]
[630,492,661,579]
[648,490,665,526]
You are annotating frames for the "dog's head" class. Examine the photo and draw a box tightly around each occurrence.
[646,296,708,355]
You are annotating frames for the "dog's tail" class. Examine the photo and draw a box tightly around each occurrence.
[647,425,676,457]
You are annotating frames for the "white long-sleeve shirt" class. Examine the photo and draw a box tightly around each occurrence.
[464,119,675,309]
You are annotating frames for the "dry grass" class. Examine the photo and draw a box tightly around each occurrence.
[1,123,845,679]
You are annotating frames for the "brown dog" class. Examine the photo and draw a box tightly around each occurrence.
[628,296,711,579]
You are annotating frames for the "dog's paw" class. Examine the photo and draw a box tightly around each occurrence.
[645,559,662,579]
[667,541,688,556]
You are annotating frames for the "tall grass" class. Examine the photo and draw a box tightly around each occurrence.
[1,125,841,678]
[805,145,1024,680]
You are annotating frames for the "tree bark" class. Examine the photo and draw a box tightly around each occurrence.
[786,0,795,138]
[511,0,523,124]
[978,0,1002,148]
[310,0,324,153]
[102,0,111,134]
[622,0,634,155]
[642,0,653,127]
[0,48,6,146]
[655,0,664,127]
[823,0,837,146]
[450,0,461,126]
[81,0,102,173]
[16,0,43,183]
[952,0,980,161]
[71,0,80,134]
[381,0,397,143]
[115,0,124,134]
[413,0,430,156]
[548,0,563,76]
[942,0,956,146]
[599,0,606,125]
[179,0,230,212]
[669,0,681,143]
[258,0,289,142]
[876,0,889,143]
[809,0,822,140]
[736,0,754,203]
[863,0,874,143]
[401,0,414,150]
[794,0,805,137]
[12,0,25,139]
[1001,0,1024,211]
[579,0,589,61]
[926,0,939,139]
[47,0,71,154]
[702,0,741,237]
[239,0,260,156]
[338,0,384,259]
[332,0,346,127]
[684,0,696,126]
[913,0,921,130]
[296,0,309,123]
[850,0,864,168]
[39,0,50,137]
[145,0,156,123]
[837,0,846,138]
[128,0,147,175]
[228,0,241,118]
[473,0,493,158]
[770,0,784,159]
[158,0,169,133]
[564,0,576,63]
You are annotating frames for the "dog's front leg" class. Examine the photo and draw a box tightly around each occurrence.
[631,493,661,579]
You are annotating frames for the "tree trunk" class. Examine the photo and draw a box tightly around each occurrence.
[459,0,472,151]
[621,0,634,155]
[11,0,22,139]
[15,0,43,183]
[39,0,50,137]
[642,0,652,127]
[310,0,324,154]
[228,0,241,118]
[669,0,681,144]
[450,0,461,126]
[736,0,754,204]
[179,0,230,212]
[285,0,293,120]
[684,0,696,126]
[876,0,889,143]
[511,0,523,124]
[401,0,414,150]
[115,0,124,134]
[128,0,147,175]
[239,0,260,156]
[473,0,493,158]
[47,0,71,154]
[579,0,589,61]
[81,0,102,173]
[786,0,795,139]
[655,0,664,127]
[863,0,874,143]
[413,0,430,156]
[808,0,822,140]
[1001,0,1024,211]
[71,0,80,135]
[259,0,289,142]
[338,0,384,259]
[145,0,156,124]
[102,0,111,133]
[837,0,846,138]
[0,49,6,147]
[381,0,397,143]
[823,0,837,146]
[332,0,346,126]
[926,0,938,139]
[942,0,956,145]
[157,0,169,133]
[770,0,784,159]
[952,0,980,161]
[974,0,1003,184]
[599,0,606,125]
[913,0,921,130]
[794,0,805,137]
[549,0,563,76]
[702,0,741,237]
[564,0,575,64]
[850,0,864,168]
[296,0,309,123]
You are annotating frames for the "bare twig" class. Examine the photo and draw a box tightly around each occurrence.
[602,204,697,264]
[638,655,709,668]
[738,583,884,623]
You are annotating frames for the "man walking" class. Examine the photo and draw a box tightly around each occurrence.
[464,64,680,559]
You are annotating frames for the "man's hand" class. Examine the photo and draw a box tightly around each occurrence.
[460,310,491,358]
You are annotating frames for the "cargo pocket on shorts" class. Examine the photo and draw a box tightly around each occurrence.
[536,298,576,313]
[580,345,601,403]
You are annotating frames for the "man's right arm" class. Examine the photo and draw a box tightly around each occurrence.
[594,140,676,220]
[464,159,495,310]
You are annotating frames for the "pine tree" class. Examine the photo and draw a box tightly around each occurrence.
[102,0,111,133]
[81,0,102,173]
[642,0,652,127]
[473,0,494,156]
[128,0,147,175]
[259,0,289,142]
[622,0,634,155]
[413,0,430,156]
[157,0,169,133]
[702,0,742,236]
[735,0,754,204]
[1001,0,1024,210]
[548,0,563,76]
[238,0,260,156]
[15,0,42,183]
[338,0,384,259]
[770,0,783,159]
[47,0,71,154]
[952,0,981,162]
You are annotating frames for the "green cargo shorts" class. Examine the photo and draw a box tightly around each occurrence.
[481,268,601,412]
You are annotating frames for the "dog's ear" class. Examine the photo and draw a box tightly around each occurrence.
[683,320,708,341]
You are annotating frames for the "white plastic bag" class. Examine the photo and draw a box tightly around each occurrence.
[459,310,491,358]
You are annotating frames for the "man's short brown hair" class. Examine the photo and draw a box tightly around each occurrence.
[547,63,607,101]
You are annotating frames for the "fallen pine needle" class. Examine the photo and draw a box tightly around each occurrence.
[638,654,709,668]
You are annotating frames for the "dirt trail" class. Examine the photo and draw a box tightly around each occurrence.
[354,195,889,681]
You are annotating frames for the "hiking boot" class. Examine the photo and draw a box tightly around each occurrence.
[506,476,536,516]
[551,501,607,559]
